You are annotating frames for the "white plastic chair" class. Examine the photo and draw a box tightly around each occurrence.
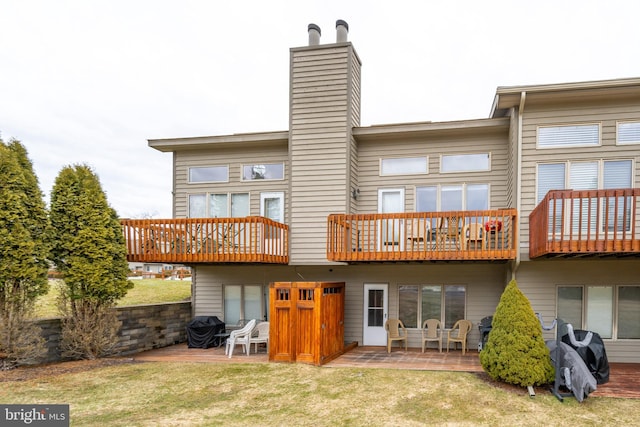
[225,319,257,358]
[249,321,270,353]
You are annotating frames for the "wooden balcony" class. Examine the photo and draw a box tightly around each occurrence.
[529,188,640,258]
[327,209,517,262]
[121,217,289,264]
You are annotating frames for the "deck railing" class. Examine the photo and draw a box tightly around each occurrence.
[529,188,640,258]
[327,209,517,262]
[121,217,289,264]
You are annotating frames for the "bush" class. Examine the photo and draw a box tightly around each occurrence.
[479,279,554,387]
[0,138,49,368]
[49,164,132,359]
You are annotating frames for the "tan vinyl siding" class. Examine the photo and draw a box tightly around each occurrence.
[289,44,360,264]
[519,99,640,251]
[356,131,510,213]
[174,145,288,217]
[192,263,508,349]
[516,260,640,363]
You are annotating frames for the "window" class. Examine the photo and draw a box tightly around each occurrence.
[188,193,249,218]
[440,153,490,173]
[416,184,489,212]
[557,285,640,339]
[224,284,265,325]
[537,160,633,232]
[381,157,428,175]
[617,121,640,145]
[537,124,600,148]
[242,163,284,180]
[188,166,228,183]
[399,284,466,329]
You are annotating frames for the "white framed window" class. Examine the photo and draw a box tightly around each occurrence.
[224,284,266,325]
[188,193,249,218]
[617,121,640,145]
[440,153,490,173]
[380,156,428,175]
[557,285,640,340]
[242,163,284,181]
[399,284,466,329]
[536,160,633,232]
[416,184,489,212]
[188,166,229,183]
[537,124,600,148]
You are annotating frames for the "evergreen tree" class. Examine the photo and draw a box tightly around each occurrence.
[49,164,132,358]
[0,138,49,368]
[479,279,555,387]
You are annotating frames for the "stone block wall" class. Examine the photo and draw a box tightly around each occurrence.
[34,301,192,363]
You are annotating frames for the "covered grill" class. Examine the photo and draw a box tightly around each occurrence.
[186,316,226,348]
[478,316,493,350]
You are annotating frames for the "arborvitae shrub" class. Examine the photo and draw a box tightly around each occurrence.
[479,279,555,387]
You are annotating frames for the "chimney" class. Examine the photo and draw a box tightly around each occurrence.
[336,19,348,43]
[308,23,321,46]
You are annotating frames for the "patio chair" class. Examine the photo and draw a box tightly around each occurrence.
[421,318,443,353]
[437,215,462,250]
[249,321,270,353]
[447,319,473,355]
[225,319,257,358]
[385,318,408,353]
[462,223,483,250]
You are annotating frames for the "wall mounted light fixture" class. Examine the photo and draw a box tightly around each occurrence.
[351,187,360,200]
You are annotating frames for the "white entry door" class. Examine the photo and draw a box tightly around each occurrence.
[260,192,285,252]
[378,188,405,251]
[363,283,388,345]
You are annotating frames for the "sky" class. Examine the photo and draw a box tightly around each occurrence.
[1,0,638,219]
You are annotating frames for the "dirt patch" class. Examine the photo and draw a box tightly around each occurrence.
[0,358,139,383]
[473,371,549,396]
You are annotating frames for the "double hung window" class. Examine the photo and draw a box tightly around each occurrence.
[398,284,466,329]
[537,160,633,233]
[557,285,640,339]
[224,284,265,325]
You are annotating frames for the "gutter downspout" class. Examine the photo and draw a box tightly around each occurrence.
[512,91,526,281]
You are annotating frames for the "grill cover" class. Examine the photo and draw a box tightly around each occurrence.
[186,316,226,348]
[562,329,610,385]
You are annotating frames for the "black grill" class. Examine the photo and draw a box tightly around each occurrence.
[186,316,226,348]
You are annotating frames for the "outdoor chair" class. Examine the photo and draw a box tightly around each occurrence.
[462,223,483,250]
[249,321,270,354]
[437,215,462,250]
[447,319,473,355]
[385,318,408,353]
[225,319,257,358]
[421,318,443,353]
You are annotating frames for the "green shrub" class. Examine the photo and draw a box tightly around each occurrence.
[479,279,554,387]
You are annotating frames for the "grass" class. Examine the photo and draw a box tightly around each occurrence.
[33,279,191,318]
[1,362,637,426]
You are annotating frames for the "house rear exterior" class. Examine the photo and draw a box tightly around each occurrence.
[123,21,640,363]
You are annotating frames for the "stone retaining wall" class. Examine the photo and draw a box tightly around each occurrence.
[35,301,192,363]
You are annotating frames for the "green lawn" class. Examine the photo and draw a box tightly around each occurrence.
[33,279,191,318]
[1,362,637,426]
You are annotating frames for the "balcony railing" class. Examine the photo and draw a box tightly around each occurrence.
[327,209,517,262]
[121,217,289,264]
[529,188,640,258]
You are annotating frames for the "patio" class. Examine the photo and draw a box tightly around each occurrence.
[132,343,640,399]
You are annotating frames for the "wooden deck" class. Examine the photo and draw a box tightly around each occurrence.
[327,209,517,262]
[121,217,289,264]
[529,188,640,258]
[132,343,640,399]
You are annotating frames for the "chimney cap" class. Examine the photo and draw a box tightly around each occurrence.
[336,20,349,30]
[308,23,321,35]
